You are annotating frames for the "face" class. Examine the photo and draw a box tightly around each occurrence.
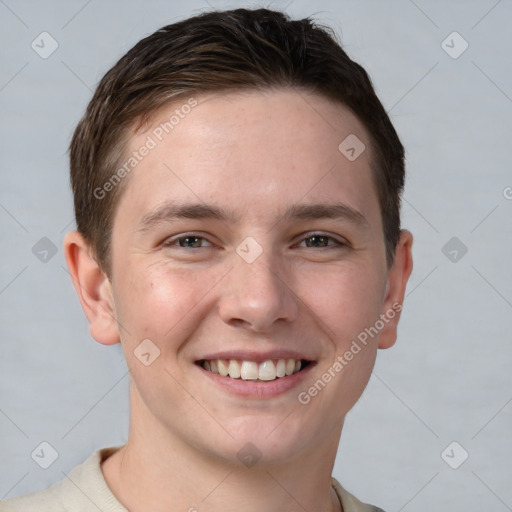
[100,89,404,464]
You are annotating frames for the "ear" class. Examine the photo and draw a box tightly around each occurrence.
[63,230,120,345]
[378,229,413,349]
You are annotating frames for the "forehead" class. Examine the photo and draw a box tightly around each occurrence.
[113,88,380,230]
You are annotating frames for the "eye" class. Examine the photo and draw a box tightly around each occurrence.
[162,232,346,250]
[164,234,213,249]
[298,233,347,248]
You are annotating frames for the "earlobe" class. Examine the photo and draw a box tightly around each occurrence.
[378,229,413,350]
[63,231,120,346]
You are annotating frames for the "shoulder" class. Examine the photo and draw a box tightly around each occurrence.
[0,478,68,512]
[0,446,126,512]
[331,477,386,512]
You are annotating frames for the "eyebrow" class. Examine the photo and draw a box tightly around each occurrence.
[137,200,369,233]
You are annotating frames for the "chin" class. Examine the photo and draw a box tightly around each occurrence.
[213,417,315,466]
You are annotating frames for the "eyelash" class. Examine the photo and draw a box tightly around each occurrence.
[163,233,347,249]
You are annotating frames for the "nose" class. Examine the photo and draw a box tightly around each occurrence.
[218,244,300,333]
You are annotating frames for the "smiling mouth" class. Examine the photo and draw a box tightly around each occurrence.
[196,358,312,382]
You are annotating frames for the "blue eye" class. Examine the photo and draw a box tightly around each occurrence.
[166,235,212,248]
[164,233,346,250]
[299,234,346,248]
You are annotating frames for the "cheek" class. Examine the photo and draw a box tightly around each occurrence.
[302,262,385,346]
[114,261,219,345]
[300,265,382,417]
[112,263,208,398]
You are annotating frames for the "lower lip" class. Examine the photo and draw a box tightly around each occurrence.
[195,362,316,398]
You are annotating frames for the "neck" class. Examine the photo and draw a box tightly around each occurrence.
[101,385,344,512]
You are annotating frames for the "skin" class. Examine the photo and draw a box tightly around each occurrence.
[64,88,413,512]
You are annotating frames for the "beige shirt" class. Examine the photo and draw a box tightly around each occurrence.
[0,446,385,511]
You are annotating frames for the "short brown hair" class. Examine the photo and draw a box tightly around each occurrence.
[69,7,405,276]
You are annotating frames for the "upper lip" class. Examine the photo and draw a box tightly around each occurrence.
[196,349,315,363]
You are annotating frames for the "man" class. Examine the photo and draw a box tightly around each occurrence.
[2,7,412,512]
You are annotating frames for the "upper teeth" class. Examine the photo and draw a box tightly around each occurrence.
[202,359,303,381]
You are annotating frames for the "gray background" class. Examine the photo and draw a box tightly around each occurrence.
[1,0,511,510]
